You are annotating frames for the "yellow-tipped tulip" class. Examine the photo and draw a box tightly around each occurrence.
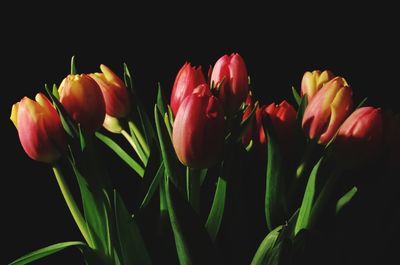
[59,74,106,133]
[11,93,66,163]
[301,70,334,102]
[302,77,353,144]
[90,64,131,118]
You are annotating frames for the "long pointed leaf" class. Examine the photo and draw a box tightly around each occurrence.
[205,177,227,242]
[250,226,282,265]
[292,86,301,106]
[294,158,323,235]
[95,132,144,177]
[165,178,220,265]
[114,191,152,265]
[9,241,86,265]
[264,118,286,231]
[336,186,358,214]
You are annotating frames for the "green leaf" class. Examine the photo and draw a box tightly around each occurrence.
[296,96,308,125]
[236,101,259,141]
[114,191,152,265]
[292,86,301,106]
[294,158,323,235]
[78,124,87,151]
[205,177,227,242]
[9,241,86,265]
[140,162,164,209]
[95,132,144,177]
[264,118,286,231]
[356,97,368,109]
[156,82,167,116]
[45,84,78,138]
[165,178,220,265]
[70,55,78,74]
[199,168,208,186]
[123,63,134,94]
[154,105,183,190]
[336,186,358,214]
[52,85,60,100]
[250,226,282,265]
[69,159,112,257]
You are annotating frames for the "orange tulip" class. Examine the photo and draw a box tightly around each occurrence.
[59,74,106,133]
[90,64,131,118]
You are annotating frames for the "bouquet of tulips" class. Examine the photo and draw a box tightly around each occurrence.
[9,54,399,265]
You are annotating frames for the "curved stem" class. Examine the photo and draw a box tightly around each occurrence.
[128,120,150,157]
[52,164,92,247]
[121,129,148,165]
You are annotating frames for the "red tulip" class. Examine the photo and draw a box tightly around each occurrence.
[59,74,106,133]
[172,84,225,169]
[170,62,206,116]
[302,77,353,144]
[211,53,249,115]
[10,93,66,163]
[90,64,131,118]
[335,107,383,166]
[264,100,297,153]
[301,70,334,102]
[245,100,297,156]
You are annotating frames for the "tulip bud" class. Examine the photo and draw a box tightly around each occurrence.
[10,93,66,163]
[170,62,206,116]
[103,114,124,134]
[211,53,249,115]
[90,64,131,118]
[172,84,225,169]
[302,77,353,144]
[246,100,296,157]
[264,100,297,154]
[59,74,106,133]
[335,107,383,167]
[301,70,334,102]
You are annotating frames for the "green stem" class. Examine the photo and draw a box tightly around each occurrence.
[128,120,150,157]
[186,167,201,214]
[121,129,148,165]
[52,164,92,247]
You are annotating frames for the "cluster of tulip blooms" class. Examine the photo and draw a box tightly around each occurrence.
[9,54,399,265]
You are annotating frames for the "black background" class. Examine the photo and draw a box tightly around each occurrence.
[2,3,399,265]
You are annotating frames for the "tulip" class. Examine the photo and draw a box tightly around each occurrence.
[90,64,131,118]
[170,62,206,116]
[245,100,297,156]
[172,84,225,169]
[10,93,66,163]
[59,74,106,133]
[211,53,249,115]
[335,107,383,167]
[264,100,297,153]
[301,70,334,102]
[302,77,353,144]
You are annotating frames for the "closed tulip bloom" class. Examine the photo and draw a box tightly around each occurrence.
[172,84,225,169]
[90,64,131,118]
[302,77,353,144]
[211,53,249,115]
[264,100,297,151]
[335,107,383,166]
[10,93,66,163]
[301,70,334,102]
[59,74,106,133]
[170,62,206,116]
